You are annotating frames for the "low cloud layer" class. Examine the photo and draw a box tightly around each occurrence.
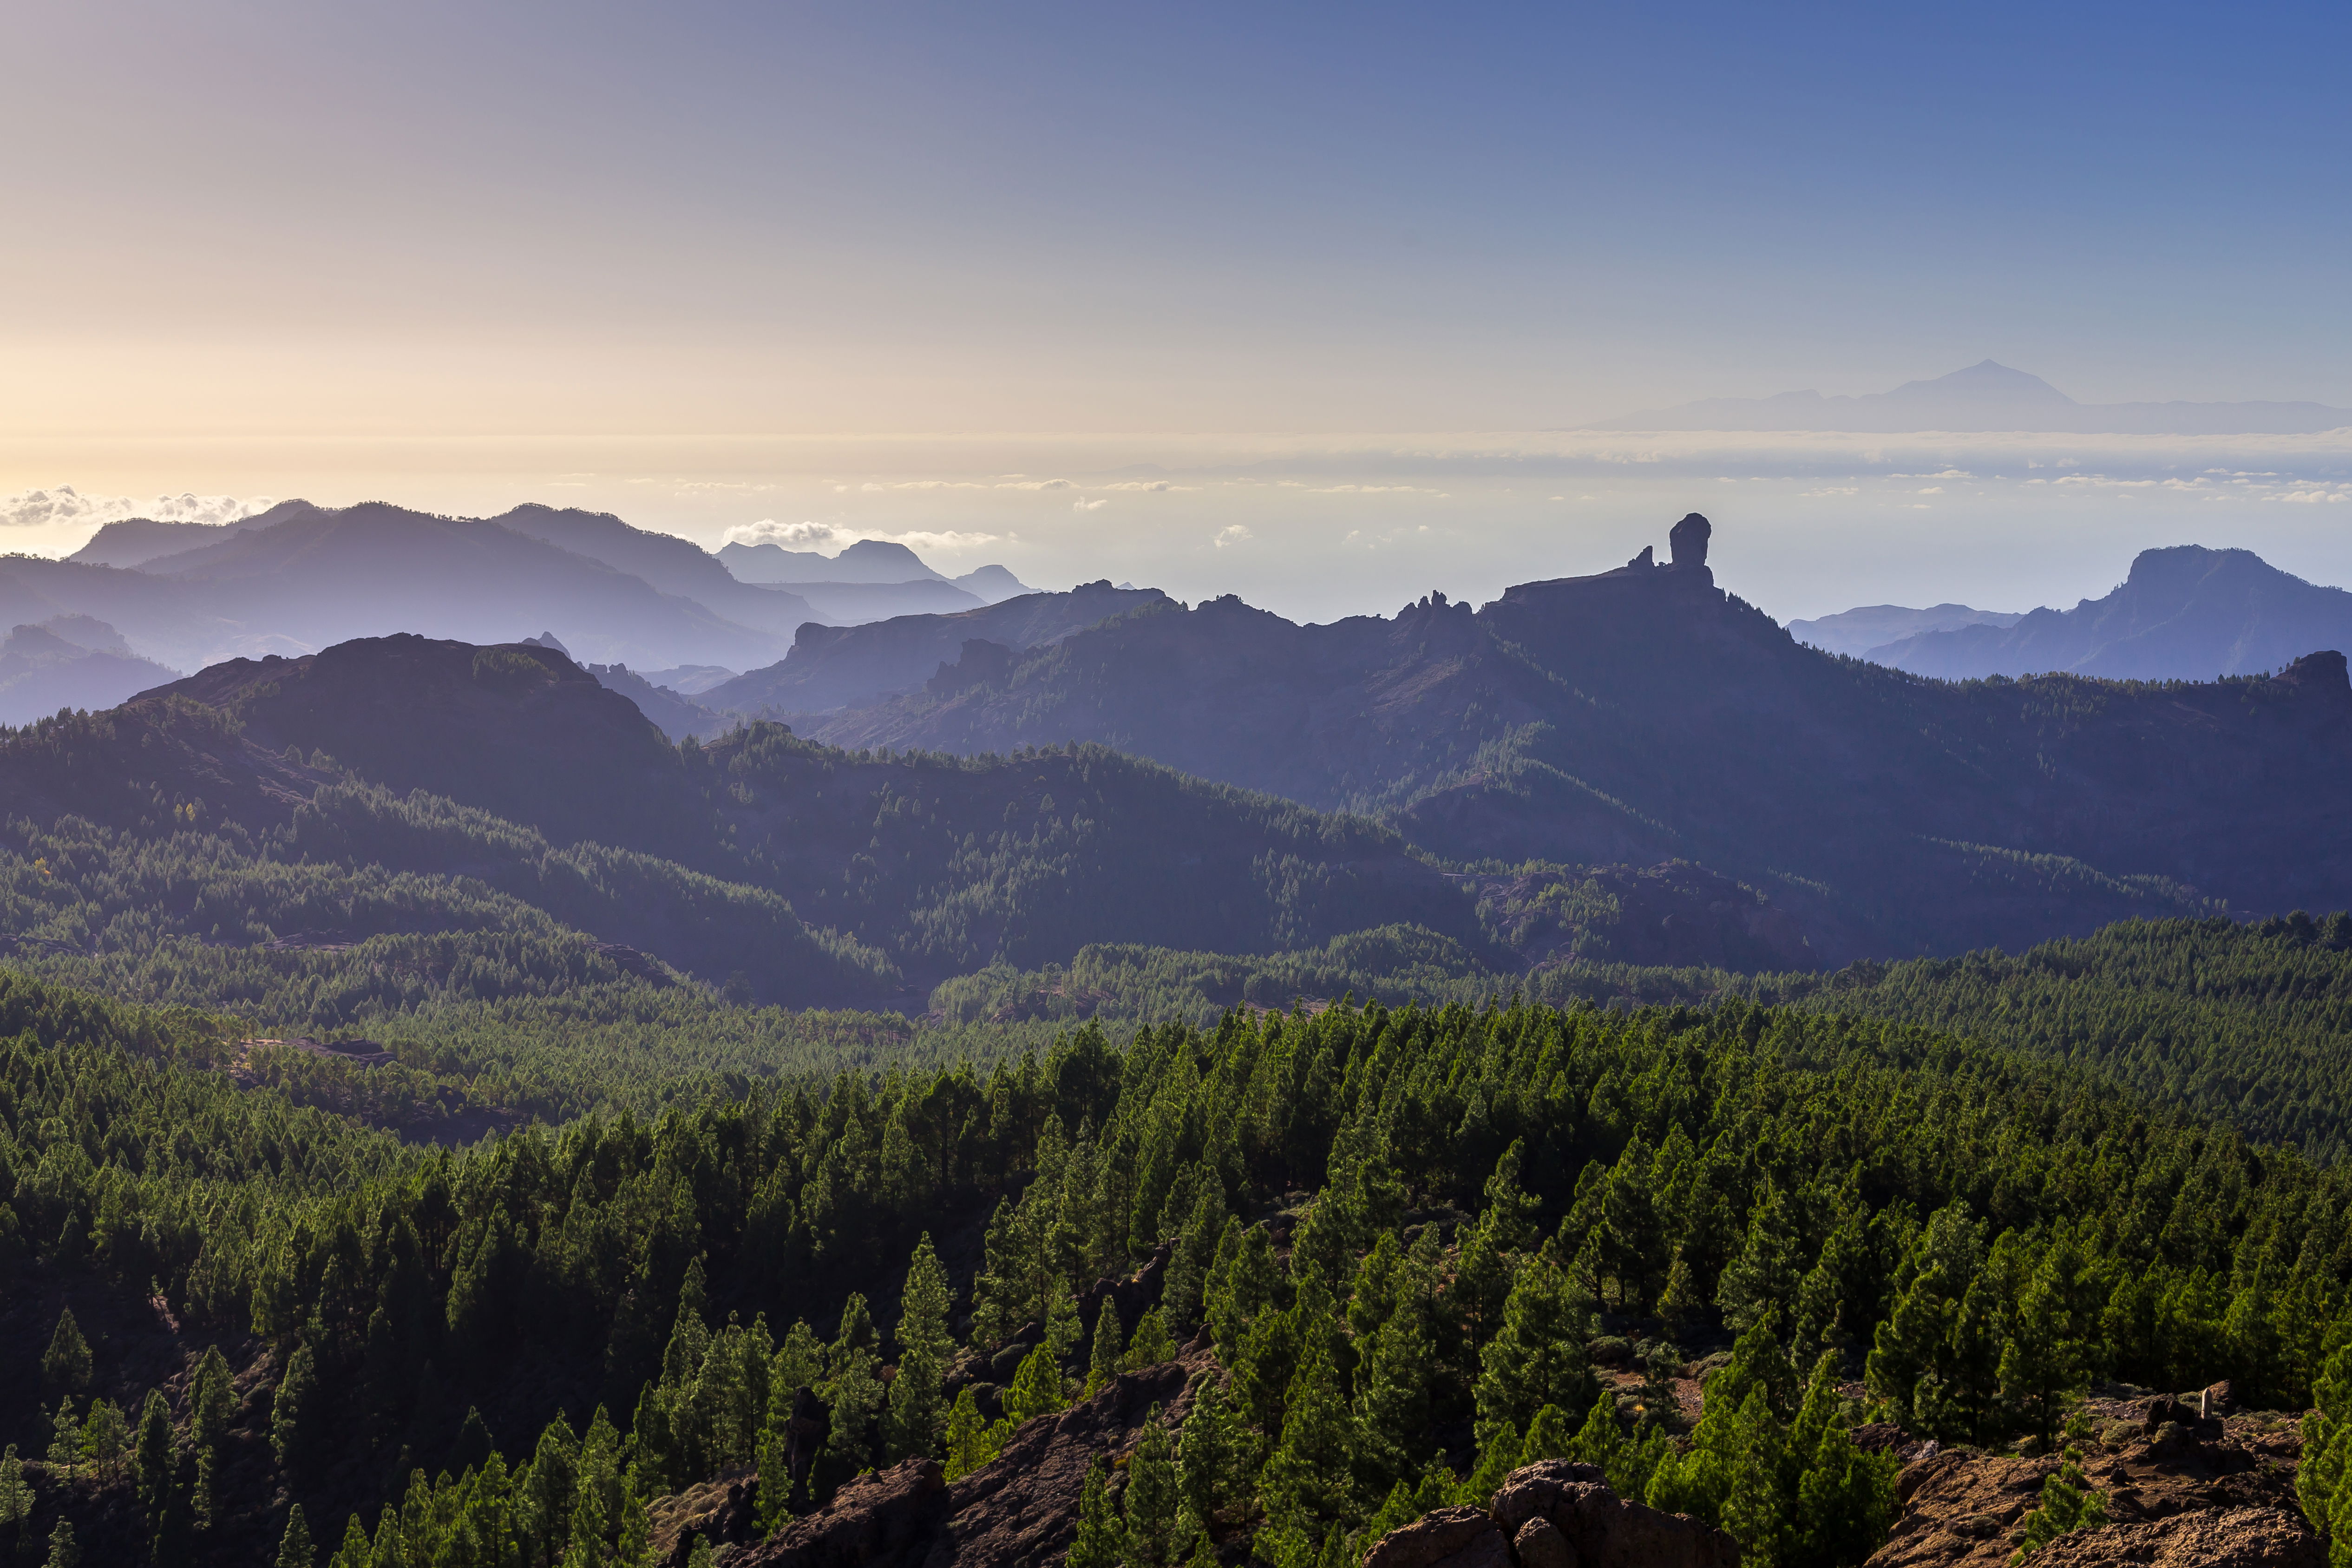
[0,486,273,531]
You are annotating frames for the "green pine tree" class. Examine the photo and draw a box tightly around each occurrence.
[1124,1309,1177,1371]
[45,1519,77,1568]
[1003,1344,1068,1426]
[1520,1403,1577,1463]
[944,1388,1002,1481]
[1087,1299,1125,1397]
[277,1504,315,1568]
[2010,1450,2107,1563]
[1123,1410,1182,1568]
[41,1311,91,1398]
[1177,1373,1248,1529]
[273,1342,317,1474]
[1716,1181,1800,1336]
[1473,1259,1594,1436]
[1258,1341,1361,1530]
[134,1390,174,1522]
[1069,1456,1124,1568]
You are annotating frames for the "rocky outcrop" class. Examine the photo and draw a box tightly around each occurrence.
[1363,1460,1741,1568]
[730,1350,1206,1568]
[1668,512,1711,571]
[1864,1402,2315,1568]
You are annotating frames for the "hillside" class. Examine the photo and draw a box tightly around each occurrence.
[0,620,178,724]
[0,961,2341,1568]
[1873,544,2352,679]
[801,523,2352,962]
[0,634,1490,1002]
[708,581,1168,715]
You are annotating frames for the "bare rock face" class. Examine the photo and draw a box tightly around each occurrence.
[731,1350,1205,1568]
[745,1458,951,1568]
[1864,1404,2316,1568]
[1368,1460,1738,1568]
[1669,513,1711,570]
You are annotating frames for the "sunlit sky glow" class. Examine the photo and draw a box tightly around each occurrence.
[6,2,2348,623]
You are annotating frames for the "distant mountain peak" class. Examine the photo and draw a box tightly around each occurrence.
[1591,362,2351,434]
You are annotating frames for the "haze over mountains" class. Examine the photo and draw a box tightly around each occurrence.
[37,499,1035,673]
[1594,358,2352,433]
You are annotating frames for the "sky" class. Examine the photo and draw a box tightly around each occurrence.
[4,1,2349,623]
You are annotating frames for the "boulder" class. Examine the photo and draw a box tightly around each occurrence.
[1513,1517,1579,1568]
[1363,1509,1504,1568]
[1368,1461,1737,1568]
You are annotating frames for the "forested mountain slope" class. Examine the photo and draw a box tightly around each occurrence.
[2,968,2346,1568]
[708,582,1168,716]
[0,636,1488,1007]
[806,530,2352,962]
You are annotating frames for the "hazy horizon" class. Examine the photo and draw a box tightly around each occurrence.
[6,3,2348,625]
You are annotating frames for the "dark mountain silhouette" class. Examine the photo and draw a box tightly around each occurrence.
[771,578,986,623]
[1786,602,2024,657]
[487,504,817,636]
[952,563,1037,602]
[7,634,1484,998]
[584,661,738,741]
[19,500,790,670]
[706,581,1167,715]
[802,518,2352,960]
[720,537,944,583]
[1871,545,2352,680]
[66,502,298,567]
[1594,359,2352,433]
[0,618,180,724]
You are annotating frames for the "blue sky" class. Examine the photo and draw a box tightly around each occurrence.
[4,1,2348,619]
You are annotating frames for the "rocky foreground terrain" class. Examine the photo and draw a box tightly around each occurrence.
[639,1354,2322,1568]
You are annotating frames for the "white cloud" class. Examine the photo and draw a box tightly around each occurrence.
[1308,484,1442,495]
[1073,499,1108,512]
[1100,480,1194,492]
[1913,486,1945,495]
[724,519,846,548]
[0,485,274,531]
[1890,469,1974,480]
[1799,486,1858,497]
[997,478,1072,491]
[2274,488,2351,504]
[721,519,1005,553]
[1213,525,1252,549]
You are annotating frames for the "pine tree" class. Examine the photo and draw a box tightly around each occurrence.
[41,1310,91,1398]
[1122,1410,1181,1568]
[1716,1387,1789,1568]
[0,1446,30,1528]
[78,1398,128,1480]
[1716,1181,1800,1336]
[1003,1344,1068,1426]
[890,1235,955,1461]
[1520,1404,1576,1463]
[134,1390,174,1522]
[1087,1299,1125,1397]
[944,1387,1002,1481]
[194,1440,219,1530]
[1177,1374,1247,1529]
[193,1345,235,1447]
[45,1520,76,1568]
[278,1504,316,1568]
[1124,1309,1177,1370]
[1231,1306,1303,1435]
[1656,1247,1700,1338]
[47,1400,78,1477]
[1353,1312,1432,1494]
[330,1514,372,1568]
[1481,1141,1543,1253]
[274,1342,317,1474]
[1259,1341,1361,1530]
[2010,1449,2107,1563]
[1473,1259,1593,1436]
[1068,1456,1124,1568]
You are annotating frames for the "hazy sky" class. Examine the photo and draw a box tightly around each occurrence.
[5,2,2349,622]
